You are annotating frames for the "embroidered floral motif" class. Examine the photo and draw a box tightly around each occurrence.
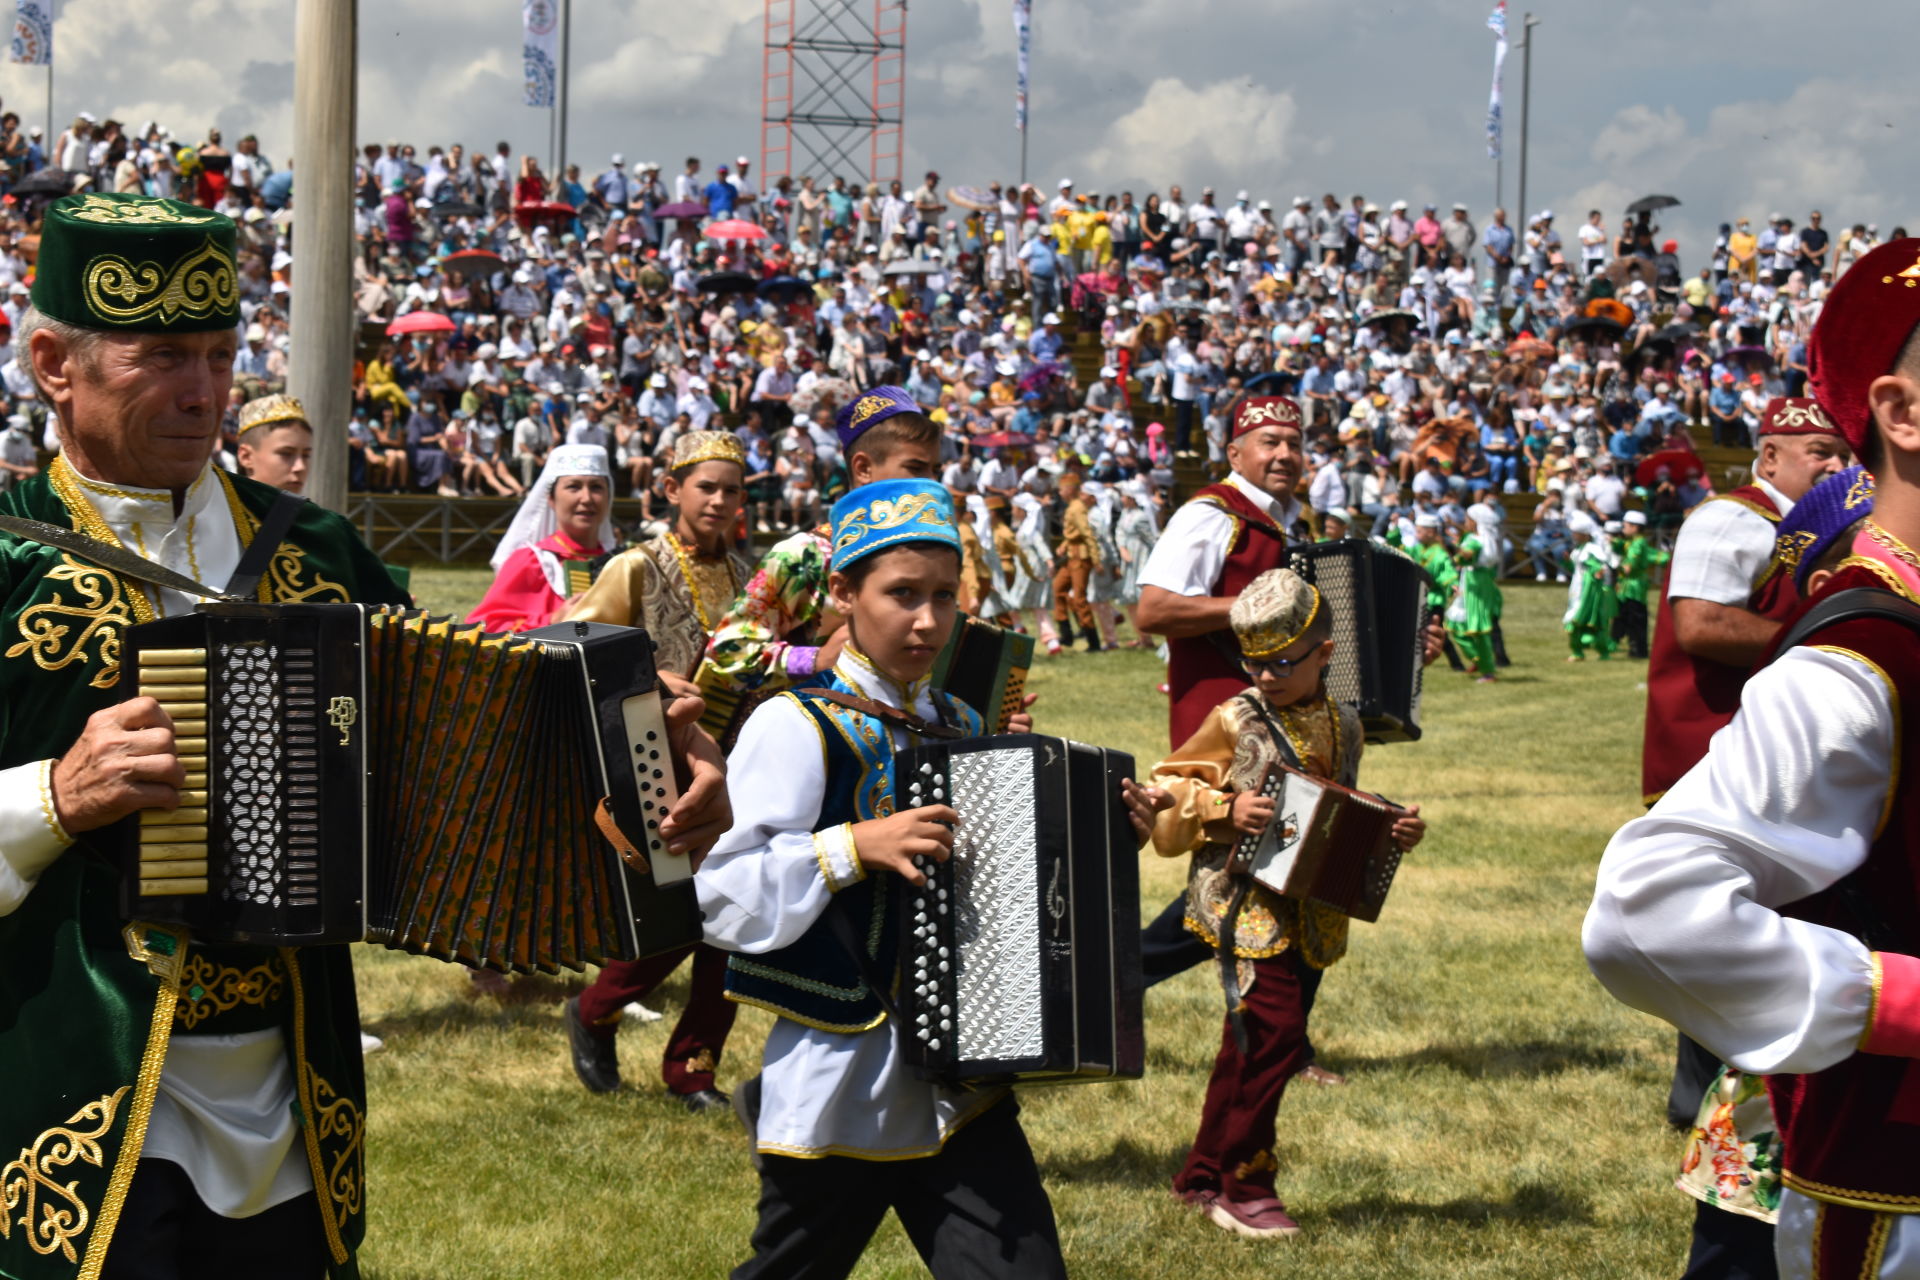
[262,544,348,605]
[0,1087,130,1262]
[303,1066,364,1223]
[830,492,946,558]
[83,237,239,327]
[173,952,287,1030]
[5,555,138,689]
[65,194,218,226]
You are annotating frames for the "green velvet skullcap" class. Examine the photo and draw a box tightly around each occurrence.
[31,193,241,333]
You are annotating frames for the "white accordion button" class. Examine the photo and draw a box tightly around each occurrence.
[919,762,933,775]
[927,1038,940,1051]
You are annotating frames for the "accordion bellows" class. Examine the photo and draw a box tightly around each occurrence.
[118,603,701,970]
[1231,761,1410,923]
[1289,539,1431,743]
[894,735,1144,1086]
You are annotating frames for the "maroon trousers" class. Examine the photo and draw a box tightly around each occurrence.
[1173,949,1314,1202]
[576,942,739,1094]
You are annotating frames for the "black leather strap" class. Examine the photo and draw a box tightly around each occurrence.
[224,489,308,599]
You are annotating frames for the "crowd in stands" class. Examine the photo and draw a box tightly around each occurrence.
[0,106,1904,579]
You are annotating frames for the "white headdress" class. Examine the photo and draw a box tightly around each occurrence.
[491,444,615,597]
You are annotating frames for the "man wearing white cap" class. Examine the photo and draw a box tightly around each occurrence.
[594,153,632,219]
[1281,196,1312,275]
[728,155,757,213]
[1224,190,1259,258]
[1050,177,1075,219]
[0,412,38,492]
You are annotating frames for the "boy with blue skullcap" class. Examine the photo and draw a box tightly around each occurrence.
[698,478,1166,1277]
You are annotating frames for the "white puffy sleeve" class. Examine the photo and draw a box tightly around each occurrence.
[1583,647,1893,1074]
[696,695,861,954]
[1138,500,1235,597]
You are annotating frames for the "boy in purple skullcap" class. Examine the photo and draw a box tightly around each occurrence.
[1775,463,1875,593]
[834,385,925,451]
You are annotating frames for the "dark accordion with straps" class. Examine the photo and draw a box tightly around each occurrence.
[116,603,701,971]
[1288,538,1431,743]
[891,734,1144,1086]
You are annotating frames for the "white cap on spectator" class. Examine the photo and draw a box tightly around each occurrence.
[272,250,293,271]
[1058,177,1072,188]
[513,269,532,283]
[1574,445,1593,459]
[649,373,666,388]
[78,110,96,124]
[415,198,432,209]
[1105,305,1119,317]
[7,282,26,295]
[1099,365,1117,377]
[1391,199,1408,211]
[1293,195,1308,206]
[576,392,594,402]
[1041,311,1060,324]
[957,309,975,324]
[690,375,709,390]
[28,126,40,137]
[1623,510,1648,526]
[862,244,878,254]
[243,208,266,223]
[1415,513,1442,529]
[1452,201,1468,212]
[737,156,751,167]
[915,348,933,361]
[1235,190,1250,201]
[611,153,624,165]
[270,280,289,294]
[476,342,498,358]
[1258,200,1272,211]
[996,360,1018,375]
[245,324,266,342]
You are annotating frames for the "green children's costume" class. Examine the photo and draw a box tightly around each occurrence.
[1565,535,1620,659]
[1446,533,1501,677]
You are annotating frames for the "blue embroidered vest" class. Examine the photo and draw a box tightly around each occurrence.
[723,677,982,1032]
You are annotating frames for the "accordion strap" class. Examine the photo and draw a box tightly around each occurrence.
[808,688,968,740]
[1218,694,1306,1053]
[594,796,650,875]
[224,489,308,600]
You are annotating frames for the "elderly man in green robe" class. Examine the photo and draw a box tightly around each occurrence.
[0,193,407,1280]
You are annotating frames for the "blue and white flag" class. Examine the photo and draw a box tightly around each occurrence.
[523,0,558,109]
[11,0,52,67]
[1485,1,1507,160]
[1013,0,1031,131]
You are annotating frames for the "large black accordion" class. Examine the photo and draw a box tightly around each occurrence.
[1289,538,1431,743]
[118,603,701,970]
[893,735,1144,1086]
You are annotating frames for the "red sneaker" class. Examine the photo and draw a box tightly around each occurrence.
[1205,1195,1302,1240]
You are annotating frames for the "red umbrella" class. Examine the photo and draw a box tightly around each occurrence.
[387,311,457,337]
[1635,448,1703,487]
[512,201,577,232]
[705,218,767,241]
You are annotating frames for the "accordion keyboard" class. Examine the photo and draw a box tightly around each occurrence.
[136,648,212,897]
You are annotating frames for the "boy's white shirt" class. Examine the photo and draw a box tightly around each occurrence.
[698,648,1004,1157]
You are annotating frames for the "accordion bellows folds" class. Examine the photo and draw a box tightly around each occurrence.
[1289,539,1431,743]
[894,735,1144,1086]
[1231,761,1410,923]
[930,615,1035,734]
[118,603,702,970]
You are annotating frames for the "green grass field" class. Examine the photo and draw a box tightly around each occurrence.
[356,569,1683,1279]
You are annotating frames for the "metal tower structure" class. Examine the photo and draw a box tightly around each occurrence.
[761,0,907,186]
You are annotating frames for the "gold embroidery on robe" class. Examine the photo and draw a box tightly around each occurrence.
[0,1087,131,1262]
[173,952,288,1030]
[6,555,140,689]
[302,1066,364,1223]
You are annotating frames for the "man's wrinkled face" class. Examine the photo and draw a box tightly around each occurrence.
[35,327,235,490]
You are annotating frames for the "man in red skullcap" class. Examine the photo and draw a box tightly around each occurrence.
[1132,397,1316,1008]
[1139,396,1309,748]
[1588,238,1920,1279]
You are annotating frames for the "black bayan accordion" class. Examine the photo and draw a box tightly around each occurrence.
[1289,539,1430,743]
[931,615,1035,734]
[1230,761,1410,923]
[893,735,1144,1086]
[116,603,702,970]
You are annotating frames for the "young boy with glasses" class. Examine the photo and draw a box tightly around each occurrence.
[1148,567,1426,1240]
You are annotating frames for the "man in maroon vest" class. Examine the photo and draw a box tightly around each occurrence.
[1138,395,1306,747]
[1587,237,1920,1278]
[1642,396,1851,808]
[1641,396,1851,1139]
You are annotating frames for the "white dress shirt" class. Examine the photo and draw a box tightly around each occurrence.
[0,461,311,1218]
[1139,470,1298,598]
[698,650,1004,1158]
[1585,644,1920,1275]
[1666,475,1792,605]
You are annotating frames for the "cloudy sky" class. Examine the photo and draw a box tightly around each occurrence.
[5,0,1913,261]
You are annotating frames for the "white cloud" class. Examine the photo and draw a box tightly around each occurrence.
[1085,77,1296,191]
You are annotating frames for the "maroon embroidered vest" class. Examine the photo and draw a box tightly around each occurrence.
[1166,482,1291,748]
[1641,485,1798,804]
[1762,564,1920,1209]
